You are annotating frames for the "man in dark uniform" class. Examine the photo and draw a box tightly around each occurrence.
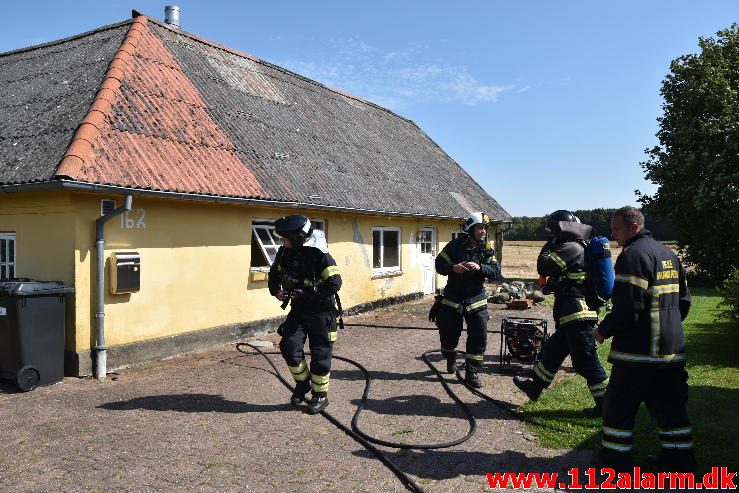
[435,212,501,388]
[594,206,695,472]
[513,210,609,417]
[268,214,342,415]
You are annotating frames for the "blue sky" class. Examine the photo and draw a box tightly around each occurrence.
[1,1,736,216]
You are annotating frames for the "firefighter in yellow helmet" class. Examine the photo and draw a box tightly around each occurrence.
[434,212,501,387]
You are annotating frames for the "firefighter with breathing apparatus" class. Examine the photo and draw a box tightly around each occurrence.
[432,212,501,388]
[513,210,609,417]
[268,214,342,414]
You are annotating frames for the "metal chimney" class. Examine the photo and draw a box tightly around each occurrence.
[164,5,180,28]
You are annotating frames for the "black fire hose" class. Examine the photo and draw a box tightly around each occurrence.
[351,348,477,449]
[236,342,427,493]
[235,325,571,492]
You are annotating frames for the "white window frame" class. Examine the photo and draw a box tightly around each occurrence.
[0,233,16,280]
[251,221,280,271]
[250,218,327,271]
[417,228,434,255]
[310,218,326,235]
[372,227,402,276]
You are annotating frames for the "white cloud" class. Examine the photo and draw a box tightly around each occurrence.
[275,38,514,110]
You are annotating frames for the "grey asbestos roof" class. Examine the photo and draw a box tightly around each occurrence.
[0,16,511,222]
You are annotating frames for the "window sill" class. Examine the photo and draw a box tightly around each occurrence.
[371,269,403,279]
[249,268,269,282]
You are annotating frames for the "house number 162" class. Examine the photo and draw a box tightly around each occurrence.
[121,209,146,229]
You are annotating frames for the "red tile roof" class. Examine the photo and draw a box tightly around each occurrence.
[55,16,265,198]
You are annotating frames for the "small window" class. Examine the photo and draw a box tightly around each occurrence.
[310,218,326,235]
[250,218,327,269]
[251,221,281,268]
[0,233,16,280]
[372,227,401,274]
[418,230,433,254]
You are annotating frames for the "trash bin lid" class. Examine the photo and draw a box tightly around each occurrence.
[0,280,74,296]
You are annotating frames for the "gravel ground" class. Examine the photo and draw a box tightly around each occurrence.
[0,296,592,492]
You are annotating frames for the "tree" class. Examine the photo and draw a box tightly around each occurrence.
[637,24,739,285]
[506,209,676,241]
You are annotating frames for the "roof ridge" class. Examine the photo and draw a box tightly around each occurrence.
[54,16,150,179]
[0,19,134,58]
[146,17,414,124]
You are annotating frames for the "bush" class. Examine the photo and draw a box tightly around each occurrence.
[718,268,739,321]
[687,270,715,288]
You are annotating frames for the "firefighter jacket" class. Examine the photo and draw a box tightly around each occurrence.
[598,229,691,366]
[538,222,598,327]
[268,245,342,313]
[435,235,500,312]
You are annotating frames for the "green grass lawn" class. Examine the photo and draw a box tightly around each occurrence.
[521,287,739,473]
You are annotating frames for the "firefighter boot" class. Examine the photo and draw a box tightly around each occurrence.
[446,354,457,374]
[464,364,483,389]
[582,397,603,418]
[513,376,544,401]
[307,394,329,414]
[290,379,311,406]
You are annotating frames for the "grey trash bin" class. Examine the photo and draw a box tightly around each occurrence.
[0,280,73,391]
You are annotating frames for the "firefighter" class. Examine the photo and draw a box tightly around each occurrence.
[513,210,609,417]
[594,207,695,473]
[268,214,342,415]
[435,212,501,388]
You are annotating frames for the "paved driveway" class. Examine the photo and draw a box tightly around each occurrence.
[0,296,590,492]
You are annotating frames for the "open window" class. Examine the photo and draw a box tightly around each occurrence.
[251,221,280,269]
[372,227,401,275]
[0,233,16,280]
[250,218,326,269]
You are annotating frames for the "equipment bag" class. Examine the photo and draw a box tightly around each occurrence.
[428,294,442,322]
[586,236,614,304]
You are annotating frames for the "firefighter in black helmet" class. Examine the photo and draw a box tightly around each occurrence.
[513,210,609,417]
[434,212,501,388]
[268,214,342,414]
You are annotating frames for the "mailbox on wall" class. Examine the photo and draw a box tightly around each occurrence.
[110,252,140,294]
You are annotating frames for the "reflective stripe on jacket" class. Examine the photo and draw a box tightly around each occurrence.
[440,291,489,314]
[598,229,691,365]
[268,246,342,312]
[538,238,597,327]
[435,235,500,303]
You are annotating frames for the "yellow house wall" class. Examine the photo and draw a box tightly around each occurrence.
[72,193,255,351]
[0,190,76,348]
[0,191,75,283]
[3,190,500,354]
[71,194,491,350]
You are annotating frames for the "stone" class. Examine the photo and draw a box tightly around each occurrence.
[489,293,510,304]
[526,291,546,303]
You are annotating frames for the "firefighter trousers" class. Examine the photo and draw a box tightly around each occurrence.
[599,364,695,473]
[436,304,489,371]
[278,309,337,396]
[533,320,608,399]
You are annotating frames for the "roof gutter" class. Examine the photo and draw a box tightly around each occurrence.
[0,180,511,223]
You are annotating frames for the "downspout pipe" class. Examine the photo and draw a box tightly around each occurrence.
[94,195,132,380]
